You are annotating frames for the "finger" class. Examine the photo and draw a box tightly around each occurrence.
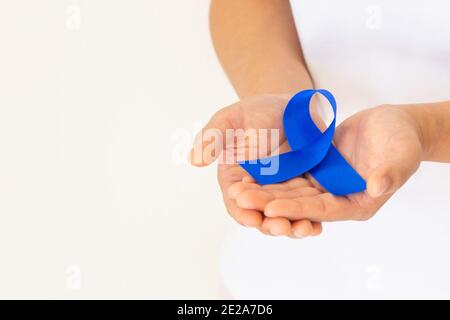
[242,175,255,183]
[218,165,264,228]
[229,176,318,200]
[236,189,274,211]
[261,178,312,191]
[310,222,323,236]
[225,197,263,228]
[236,188,321,211]
[189,107,235,167]
[290,220,314,238]
[256,225,272,236]
[284,177,315,189]
[230,175,317,204]
[366,158,419,198]
[290,221,322,238]
[258,177,315,191]
[219,164,247,185]
[227,181,261,199]
[260,217,292,236]
[264,193,364,221]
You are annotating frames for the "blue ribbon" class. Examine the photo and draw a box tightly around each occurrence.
[239,89,366,196]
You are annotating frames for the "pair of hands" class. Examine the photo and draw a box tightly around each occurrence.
[189,94,424,238]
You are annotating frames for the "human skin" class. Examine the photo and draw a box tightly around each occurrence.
[225,101,450,226]
[189,0,450,237]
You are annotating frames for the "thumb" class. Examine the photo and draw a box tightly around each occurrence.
[366,159,418,198]
[188,107,235,167]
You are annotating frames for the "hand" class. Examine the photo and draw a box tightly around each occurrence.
[189,94,323,238]
[232,104,425,230]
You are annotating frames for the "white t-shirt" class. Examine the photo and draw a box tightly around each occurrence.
[220,0,450,299]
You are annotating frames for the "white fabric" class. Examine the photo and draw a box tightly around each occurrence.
[220,0,450,299]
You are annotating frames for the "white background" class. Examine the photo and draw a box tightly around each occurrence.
[0,0,234,298]
[3,0,449,300]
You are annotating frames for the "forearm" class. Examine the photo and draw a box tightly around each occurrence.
[405,101,450,163]
[210,0,312,98]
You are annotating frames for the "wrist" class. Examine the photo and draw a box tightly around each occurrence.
[401,103,439,162]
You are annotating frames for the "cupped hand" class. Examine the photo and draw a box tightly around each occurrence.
[188,94,323,238]
[233,104,424,229]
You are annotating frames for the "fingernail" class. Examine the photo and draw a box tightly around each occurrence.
[294,230,306,238]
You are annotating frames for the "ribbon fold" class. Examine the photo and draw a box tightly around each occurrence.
[239,89,366,196]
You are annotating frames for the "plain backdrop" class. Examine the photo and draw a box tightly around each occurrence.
[0,0,235,298]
